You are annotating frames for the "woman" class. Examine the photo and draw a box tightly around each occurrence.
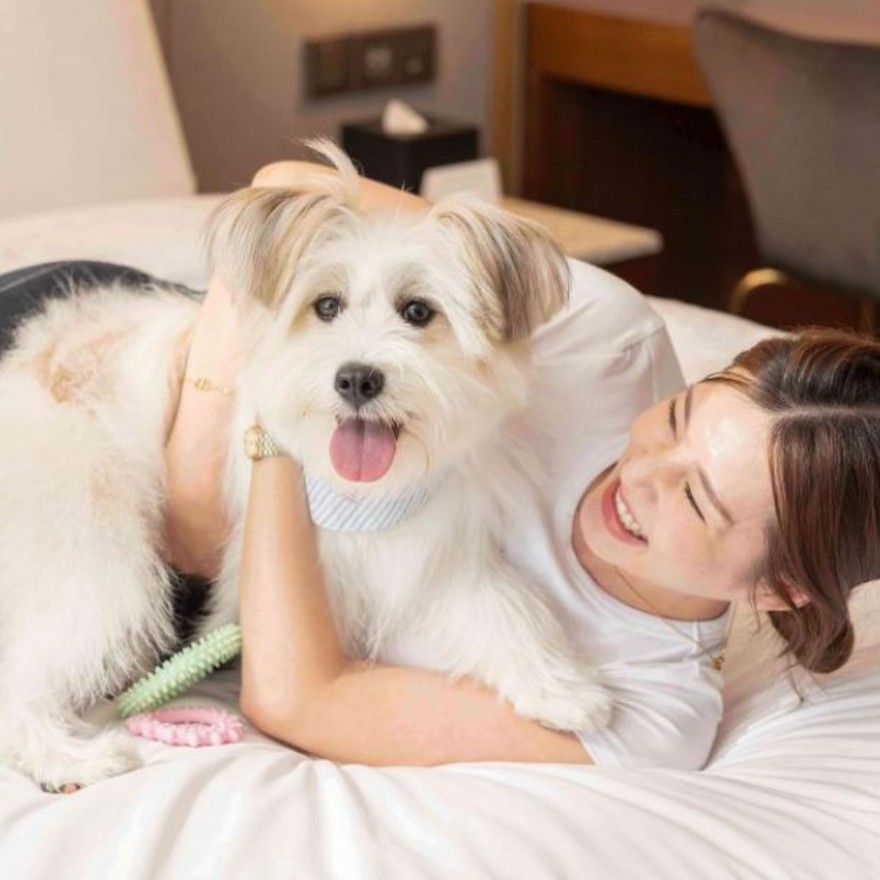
[164,162,880,770]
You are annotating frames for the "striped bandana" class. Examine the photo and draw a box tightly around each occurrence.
[304,472,433,532]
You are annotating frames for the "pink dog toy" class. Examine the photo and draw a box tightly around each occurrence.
[125,706,243,747]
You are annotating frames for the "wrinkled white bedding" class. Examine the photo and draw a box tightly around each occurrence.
[0,199,877,879]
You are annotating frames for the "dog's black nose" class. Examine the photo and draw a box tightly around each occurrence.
[334,363,385,407]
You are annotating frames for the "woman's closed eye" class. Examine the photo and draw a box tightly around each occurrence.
[684,483,706,522]
[667,396,677,435]
[668,394,706,523]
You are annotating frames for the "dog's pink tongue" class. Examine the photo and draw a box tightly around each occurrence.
[330,419,397,482]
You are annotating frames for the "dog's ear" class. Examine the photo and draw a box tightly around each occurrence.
[206,186,349,309]
[430,195,570,342]
[206,139,362,309]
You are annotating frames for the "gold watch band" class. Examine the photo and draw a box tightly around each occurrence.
[244,424,286,460]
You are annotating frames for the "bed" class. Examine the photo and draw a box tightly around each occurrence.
[1,1,878,877]
[2,194,879,880]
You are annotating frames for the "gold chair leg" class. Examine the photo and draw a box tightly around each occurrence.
[728,268,791,316]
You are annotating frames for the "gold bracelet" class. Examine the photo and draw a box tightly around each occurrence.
[183,375,236,396]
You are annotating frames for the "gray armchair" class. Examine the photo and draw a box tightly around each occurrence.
[693,9,880,332]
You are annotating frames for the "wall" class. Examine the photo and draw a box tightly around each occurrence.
[149,0,495,192]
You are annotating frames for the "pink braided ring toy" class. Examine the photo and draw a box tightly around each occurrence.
[125,706,244,747]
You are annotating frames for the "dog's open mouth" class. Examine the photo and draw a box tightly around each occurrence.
[329,417,402,483]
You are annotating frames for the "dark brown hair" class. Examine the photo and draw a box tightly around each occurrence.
[708,328,880,673]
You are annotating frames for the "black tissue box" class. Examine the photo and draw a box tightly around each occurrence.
[341,118,479,193]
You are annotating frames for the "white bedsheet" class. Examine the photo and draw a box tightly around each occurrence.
[0,201,878,879]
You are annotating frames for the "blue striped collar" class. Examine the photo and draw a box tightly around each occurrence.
[304,472,435,533]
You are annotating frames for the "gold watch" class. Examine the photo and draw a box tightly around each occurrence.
[244,423,286,460]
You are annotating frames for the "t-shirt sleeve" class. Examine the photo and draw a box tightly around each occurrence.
[576,662,725,771]
[527,259,685,459]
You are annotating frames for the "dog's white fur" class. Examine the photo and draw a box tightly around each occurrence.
[0,142,609,790]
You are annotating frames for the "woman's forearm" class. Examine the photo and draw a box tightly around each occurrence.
[162,274,240,576]
[238,455,352,721]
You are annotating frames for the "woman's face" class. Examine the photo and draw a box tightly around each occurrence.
[576,377,789,611]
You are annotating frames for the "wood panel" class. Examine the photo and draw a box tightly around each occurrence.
[523,3,757,309]
[524,77,755,306]
[490,0,520,192]
[527,3,712,108]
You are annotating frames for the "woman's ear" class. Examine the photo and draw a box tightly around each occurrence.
[753,579,812,612]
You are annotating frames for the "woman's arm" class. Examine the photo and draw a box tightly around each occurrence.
[163,273,240,576]
[163,161,427,577]
[239,454,591,766]
[164,159,590,764]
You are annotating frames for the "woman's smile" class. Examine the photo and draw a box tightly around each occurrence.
[601,478,648,546]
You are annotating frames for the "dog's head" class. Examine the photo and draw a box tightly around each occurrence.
[208,140,569,492]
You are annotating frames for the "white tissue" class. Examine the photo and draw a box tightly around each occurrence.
[381,99,429,135]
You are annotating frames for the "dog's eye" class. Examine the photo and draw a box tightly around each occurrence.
[400,299,434,327]
[314,295,342,322]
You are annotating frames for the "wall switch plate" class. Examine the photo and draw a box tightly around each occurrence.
[305,24,436,98]
[305,37,350,96]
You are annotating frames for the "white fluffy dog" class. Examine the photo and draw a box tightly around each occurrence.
[0,144,609,790]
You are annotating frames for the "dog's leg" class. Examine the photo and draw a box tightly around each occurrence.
[0,560,173,790]
[0,388,176,789]
[429,562,613,732]
[0,546,175,791]
[0,540,175,792]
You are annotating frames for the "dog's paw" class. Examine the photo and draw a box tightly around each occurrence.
[20,730,142,792]
[510,679,613,733]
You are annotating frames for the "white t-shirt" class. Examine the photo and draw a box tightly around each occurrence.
[505,258,730,771]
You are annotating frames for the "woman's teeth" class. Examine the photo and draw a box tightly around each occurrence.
[614,489,646,540]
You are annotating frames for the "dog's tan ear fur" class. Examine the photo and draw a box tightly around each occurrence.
[430,195,570,342]
[206,138,360,309]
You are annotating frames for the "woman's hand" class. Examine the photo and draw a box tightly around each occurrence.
[163,273,241,578]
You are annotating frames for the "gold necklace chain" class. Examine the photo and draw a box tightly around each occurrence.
[613,566,733,671]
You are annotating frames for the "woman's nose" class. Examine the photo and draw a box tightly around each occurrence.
[622,449,675,494]
[625,449,659,480]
